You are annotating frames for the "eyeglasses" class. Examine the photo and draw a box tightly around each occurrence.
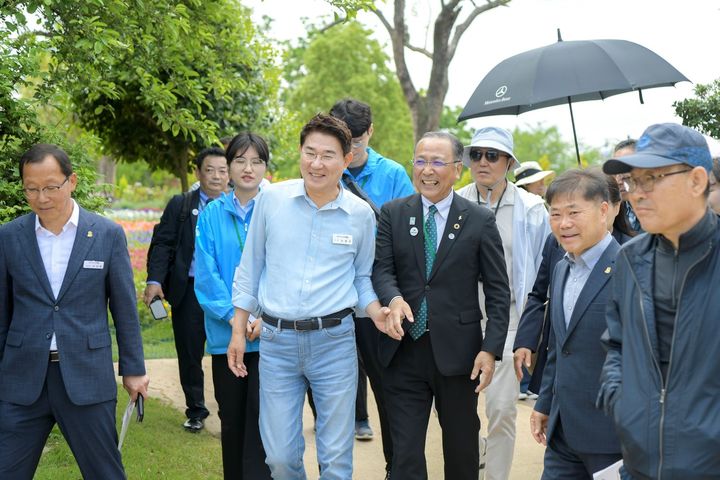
[468,149,510,163]
[23,177,69,198]
[302,150,337,163]
[351,140,364,149]
[413,159,460,169]
[202,167,229,175]
[231,156,265,168]
[622,169,692,193]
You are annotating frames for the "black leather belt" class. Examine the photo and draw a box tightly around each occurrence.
[262,308,353,331]
[49,350,59,362]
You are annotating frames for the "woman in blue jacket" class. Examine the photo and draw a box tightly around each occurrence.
[194,133,271,479]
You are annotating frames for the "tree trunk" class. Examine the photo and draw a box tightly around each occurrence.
[175,148,189,192]
[374,0,512,143]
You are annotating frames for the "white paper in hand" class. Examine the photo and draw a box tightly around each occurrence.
[593,459,623,480]
[118,397,136,451]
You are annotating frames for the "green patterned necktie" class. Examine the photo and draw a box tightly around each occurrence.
[410,204,437,340]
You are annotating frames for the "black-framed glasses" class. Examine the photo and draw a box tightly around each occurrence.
[23,176,69,198]
[468,149,510,163]
[623,169,692,193]
[413,159,460,169]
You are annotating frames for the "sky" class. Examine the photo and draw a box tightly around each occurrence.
[247,0,720,153]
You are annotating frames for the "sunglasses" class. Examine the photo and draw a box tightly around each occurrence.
[468,149,509,163]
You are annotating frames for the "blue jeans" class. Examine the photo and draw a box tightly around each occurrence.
[258,315,358,480]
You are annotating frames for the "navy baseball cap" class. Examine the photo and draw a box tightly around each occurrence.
[603,123,712,175]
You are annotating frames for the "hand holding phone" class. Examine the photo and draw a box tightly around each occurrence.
[149,296,168,320]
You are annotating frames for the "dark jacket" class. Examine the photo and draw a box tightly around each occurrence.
[535,238,621,454]
[372,193,510,374]
[146,190,200,307]
[514,233,565,393]
[598,211,720,479]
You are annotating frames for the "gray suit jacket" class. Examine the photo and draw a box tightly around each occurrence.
[0,208,145,406]
[535,237,621,454]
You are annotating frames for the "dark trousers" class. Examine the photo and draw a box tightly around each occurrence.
[383,333,480,480]
[171,279,208,420]
[542,419,622,480]
[211,353,271,480]
[0,362,125,480]
[354,316,393,469]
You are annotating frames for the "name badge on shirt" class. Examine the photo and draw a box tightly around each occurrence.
[332,234,353,245]
[83,260,105,269]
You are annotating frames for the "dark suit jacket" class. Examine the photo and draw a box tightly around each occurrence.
[0,208,145,406]
[514,233,566,393]
[146,190,200,307]
[534,238,621,454]
[372,193,510,376]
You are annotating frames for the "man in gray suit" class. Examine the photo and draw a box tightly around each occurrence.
[530,168,622,478]
[0,144,149,479]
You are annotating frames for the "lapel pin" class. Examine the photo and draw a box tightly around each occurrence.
[453,223,460,230]
[409,216,416,226]
[87,231,93,238]
[448,233,455,240]
[410,227,419,236]
[458,215,462,220]
[604,267,612,274]
[191,208,199,216]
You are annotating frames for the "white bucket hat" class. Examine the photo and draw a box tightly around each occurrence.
[462,127,519,169]
[513,161,555,187]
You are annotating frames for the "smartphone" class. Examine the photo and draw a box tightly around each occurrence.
[136,393,144,422]
[149,296,168,320]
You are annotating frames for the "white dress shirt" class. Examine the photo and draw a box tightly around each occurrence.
[36,200,79,350]
[421,190,454,250]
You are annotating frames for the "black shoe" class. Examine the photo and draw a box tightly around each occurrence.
[183,418,204,432]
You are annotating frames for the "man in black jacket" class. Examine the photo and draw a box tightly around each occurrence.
[145,147,228,431]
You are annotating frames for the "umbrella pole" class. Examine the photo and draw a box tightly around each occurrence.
[567,96,581,165]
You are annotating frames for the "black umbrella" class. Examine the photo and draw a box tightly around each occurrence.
[458,30,689,164]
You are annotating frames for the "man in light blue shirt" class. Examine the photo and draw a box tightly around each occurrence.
[228,114,389,479]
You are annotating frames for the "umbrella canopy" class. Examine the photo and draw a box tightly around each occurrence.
[458,32,689,164]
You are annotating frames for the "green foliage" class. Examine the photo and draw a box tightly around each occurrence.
[512,123,603,173]
[440,105,474,146]
[675,79,720,138]
[278,20,415,177]
[0,25,106,223]
[4,0,280,191]
[35,386,222,479]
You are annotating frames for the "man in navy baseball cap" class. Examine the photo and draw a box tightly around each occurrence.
[598,122,720,479]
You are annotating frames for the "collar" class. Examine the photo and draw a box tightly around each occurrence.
[344,147,381,180]
[35,199,79,234]
[293,179,353,214]
[421,190,453,219]
[566,232,612,270]
[232,192,256,216]
[657,208,717,254]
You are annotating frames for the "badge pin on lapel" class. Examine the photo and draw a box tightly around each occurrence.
[448,233,455,240]
[604,267,612,274]
[409,216,416,226]
[192,208,199,216]
[87,231,93,238]
[410,227,419,236]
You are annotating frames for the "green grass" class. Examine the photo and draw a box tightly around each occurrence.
[35,385,223,479]
[112,319,178,361]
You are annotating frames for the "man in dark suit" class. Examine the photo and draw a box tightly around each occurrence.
[372,131,510,480]
[0,144,148,479]
[530,168,622,478]
[145,147,228,431]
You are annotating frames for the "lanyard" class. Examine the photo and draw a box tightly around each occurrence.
[476,183,507,217]
[231,216,245,252]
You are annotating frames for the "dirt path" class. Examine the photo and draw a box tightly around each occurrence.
[144,357,544,479]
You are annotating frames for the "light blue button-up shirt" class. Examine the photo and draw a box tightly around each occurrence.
[562,232,612,327]
[232,179,378,319]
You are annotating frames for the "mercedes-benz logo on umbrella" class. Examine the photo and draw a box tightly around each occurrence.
[495,85,508,98]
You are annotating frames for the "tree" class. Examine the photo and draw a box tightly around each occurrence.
[0,23,105,223]
[278,20,415,178]
[512,123,603,173]
[674,79,720,139]
[372,0,511,141]
[5,0,280,191]
[439,105,474,146]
